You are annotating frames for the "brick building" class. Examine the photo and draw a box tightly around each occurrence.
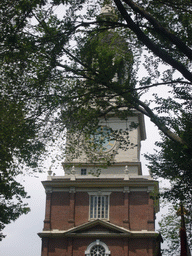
[38,113,160,256]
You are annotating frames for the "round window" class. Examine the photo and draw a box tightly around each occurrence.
[90,244,105,256]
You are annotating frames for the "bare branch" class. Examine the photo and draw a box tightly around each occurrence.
[123,0,192,60]
[137,81,192,91]
[113,0,192,83]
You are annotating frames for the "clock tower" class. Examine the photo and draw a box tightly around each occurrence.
[38,112,160,256]
[38,4,161,256]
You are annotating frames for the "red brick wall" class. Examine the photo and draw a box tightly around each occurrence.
[129,238,155,256]
[50,192,70,230]
[41,237,156,256]
[110,192,125,226]
[129,191,153,231]
[44,190,155,231]
[48,238,67,256]
[74,192,89,226]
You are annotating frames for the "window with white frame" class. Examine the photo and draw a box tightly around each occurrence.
[90,244,105,256]
[89,193,110,220]
[81,168,87,175]
[85,239,111,256]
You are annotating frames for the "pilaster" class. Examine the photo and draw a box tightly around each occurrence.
[123,187,130,229]
[68,187,76,227]
[67,238,73,256]
[43,189,52,231]
[41,237,49,256]
[123,238,129,256]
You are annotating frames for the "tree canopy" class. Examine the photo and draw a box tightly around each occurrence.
[145,115,192,208]
[0,0,192,239]
[145,111,192,254]
[1,0,192,144]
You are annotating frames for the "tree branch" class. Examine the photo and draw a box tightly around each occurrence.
[137,81,192,91]
[123,0,192,60]
[113,0,192,83]
[134,98,187,146]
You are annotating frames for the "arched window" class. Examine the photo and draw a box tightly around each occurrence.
[85,240,111,256]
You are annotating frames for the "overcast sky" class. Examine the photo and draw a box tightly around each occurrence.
[0,116,166,256]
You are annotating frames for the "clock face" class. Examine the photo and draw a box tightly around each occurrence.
[93,126,116,152]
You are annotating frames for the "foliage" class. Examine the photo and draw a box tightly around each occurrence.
[0,0,192,239]
[1,0,192,145]
[0,96,45,240]
[145,106,192,202]
[145,104,192,254]
[159,203,192,256]
[0,0,48,239]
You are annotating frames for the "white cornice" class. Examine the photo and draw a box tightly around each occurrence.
[42,176,158,190]
[63,161,142,167]
[38,219,159,238]
[38,229,159,238]
[44,186,156,193]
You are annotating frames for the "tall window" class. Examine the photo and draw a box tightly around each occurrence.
[89,193,110,220]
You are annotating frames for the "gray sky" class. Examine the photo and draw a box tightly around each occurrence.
[0,116,165,256]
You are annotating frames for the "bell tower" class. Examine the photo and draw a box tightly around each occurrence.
[38,114,160,256]
[38,3,161,256]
